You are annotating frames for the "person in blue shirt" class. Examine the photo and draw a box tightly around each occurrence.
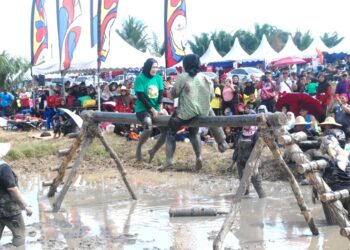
[0,91,14,117]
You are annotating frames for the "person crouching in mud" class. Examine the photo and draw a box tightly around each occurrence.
[134,58,166,162]
[0,143,33,247]
[231,113,266,198]
[160,54,214,172]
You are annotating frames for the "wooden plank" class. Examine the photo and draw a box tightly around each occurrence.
[52,137,94,212]
[263,133,319,236]
[97,131,137,200]
[320,189,350,203]
[213,137,264,250]
[297,159,329,174]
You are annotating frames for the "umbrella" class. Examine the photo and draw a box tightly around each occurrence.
[275,93,324,120]
[59,108,83,128]
[272,56,306,67]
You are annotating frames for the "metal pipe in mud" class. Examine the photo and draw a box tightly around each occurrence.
[90,111,287,128]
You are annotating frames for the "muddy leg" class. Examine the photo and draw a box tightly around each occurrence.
[208,108,228,153]
[251,173,266,198]
[148,127,167,163]
[189,127,202,171]
[136,117,152,162]
[237,162,249,195]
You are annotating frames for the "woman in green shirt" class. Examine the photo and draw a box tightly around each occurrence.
[162,54,214,171]
[134,58,165,162]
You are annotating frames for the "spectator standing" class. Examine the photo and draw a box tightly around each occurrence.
[255,70,277,112]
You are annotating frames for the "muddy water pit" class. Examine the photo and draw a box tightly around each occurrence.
[1,170,350,250]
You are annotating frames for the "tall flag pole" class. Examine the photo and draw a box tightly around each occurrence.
[93,0,119,110]
[31,0,48,114]
[57,0,82,97]
[164,0,187,68]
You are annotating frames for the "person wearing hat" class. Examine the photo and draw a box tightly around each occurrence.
[255,70,277,112]
[242,76,257,105]
[113,86,133,136]
[0,143,32,247]
[335,72,349,96]
[289,116,313,139]
[320,117,346,148]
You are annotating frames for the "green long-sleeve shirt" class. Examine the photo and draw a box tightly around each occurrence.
[171,72,214,120]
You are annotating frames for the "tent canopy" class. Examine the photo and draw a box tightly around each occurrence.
[248,35,278,62]
[276,35,302,59]
[222,38,250,62]
[200,40,223,64]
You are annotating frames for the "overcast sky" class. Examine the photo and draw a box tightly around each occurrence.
[0,0,348,60]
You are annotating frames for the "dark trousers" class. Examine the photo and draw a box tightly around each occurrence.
[0,214,25,247]
[261,98,276,112]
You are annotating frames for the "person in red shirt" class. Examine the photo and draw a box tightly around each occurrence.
[316,73,332,121]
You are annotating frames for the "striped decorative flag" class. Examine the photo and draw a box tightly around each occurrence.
[164,0,187,68]
[31,0,48,66]
[57,0,82,70]
[98,0,119,63]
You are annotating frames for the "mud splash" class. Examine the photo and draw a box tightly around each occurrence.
[1,170,350,249]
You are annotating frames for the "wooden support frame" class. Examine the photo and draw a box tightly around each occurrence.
[47,111,137,212]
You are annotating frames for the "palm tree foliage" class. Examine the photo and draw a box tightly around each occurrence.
[292,30,314,51]
[116,16,149,52]
[0,51,29,91]
[188,33,211,57]
[321,32,344,48]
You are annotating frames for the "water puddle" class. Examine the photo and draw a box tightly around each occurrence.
[1,171,350,249]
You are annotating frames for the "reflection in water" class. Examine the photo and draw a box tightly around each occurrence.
[2,173,350,249]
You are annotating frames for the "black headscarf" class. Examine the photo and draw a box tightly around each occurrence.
[317,74,330,93]
[142,58,158,78]
[183,54,201,77]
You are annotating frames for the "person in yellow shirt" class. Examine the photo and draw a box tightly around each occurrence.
[210,77,222,115]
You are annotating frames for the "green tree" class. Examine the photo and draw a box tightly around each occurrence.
[188,33,211,57]
[233,30,260,54]
[116,16,149,52]
[0,51,29,91]
[254,23,276,41]
[150,32,164,57]
[211,30,234,56]
[321,32,344,48]
[292,30,314,51]
[268,29,290,52]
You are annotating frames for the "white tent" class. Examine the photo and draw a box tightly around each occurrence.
[301,36,331,58]
[275,35,302,59]
[200,40,223,64]
[326,38,350,54]
[222,38,250,62]
[248,35,278,62]
[101,32,152,70]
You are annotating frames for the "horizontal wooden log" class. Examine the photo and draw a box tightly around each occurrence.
[320,189,350,203]
[278,132,308,145]
[58,148,71,157]
[90,111,287,128]
[340,227,350,237]
[169,207,228,217]
[298,140,321,149]
[297,159,329,174]
[50,165,72,171]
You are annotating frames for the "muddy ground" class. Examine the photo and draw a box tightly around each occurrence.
[1,131,350,249]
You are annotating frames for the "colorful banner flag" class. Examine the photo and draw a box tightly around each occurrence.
[57,0,82,70]
[164,0,187,68]
[31,0,48,66]
[98,0,119,63]
[316,48,324,64]
[90,0,98,48]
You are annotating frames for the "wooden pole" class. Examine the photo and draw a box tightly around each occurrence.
[52,136,94,212]
[285,143,350,236]
[263,131,319,236]
[297,159,329,174]
[213,137,264,250]
[320,189,350,203]
[96,130,137,200]
[48,130,85,197]
[169,207,228,217]
[278,131,308,145]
